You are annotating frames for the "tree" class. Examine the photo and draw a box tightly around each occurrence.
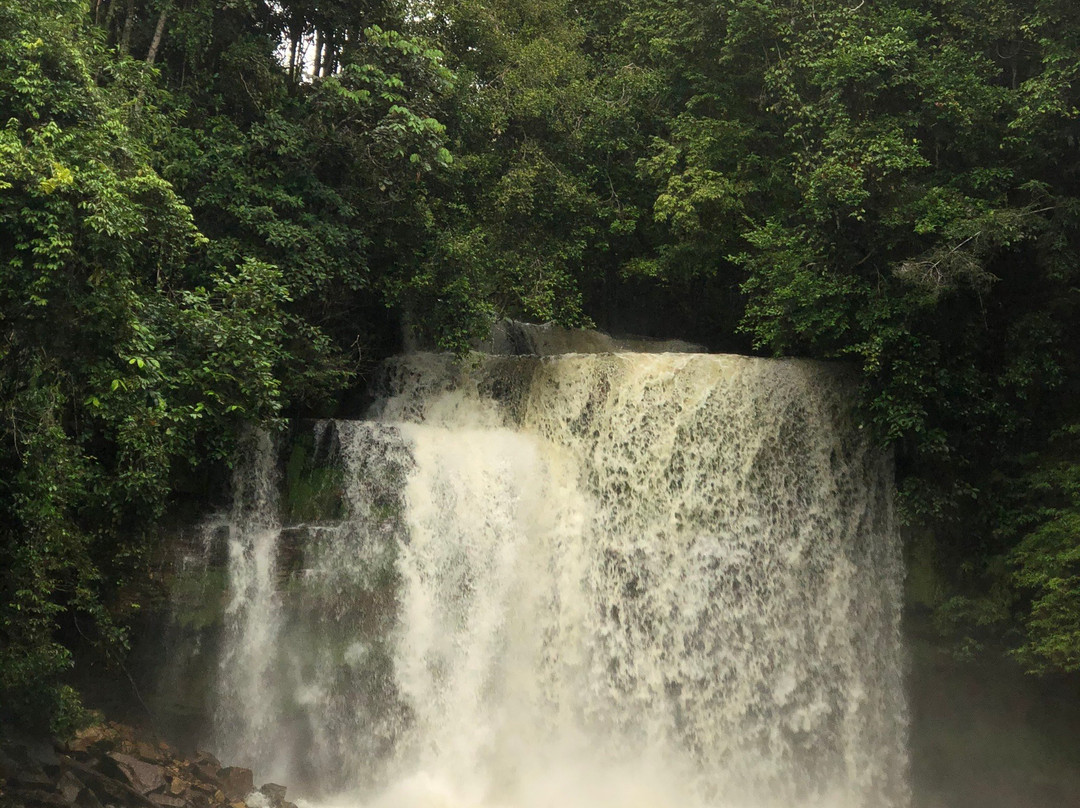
[0,0,340,729]
[616,0,1080,665]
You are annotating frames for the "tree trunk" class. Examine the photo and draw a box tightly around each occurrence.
[313,30,323,78]
[104,0,120,37]
[120,0,136,54]
[324,38,335,77]
[146,7,168,65]
[288,35,299,83]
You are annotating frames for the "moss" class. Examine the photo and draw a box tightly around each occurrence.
[168,567,229,631]
[282,434,345,523]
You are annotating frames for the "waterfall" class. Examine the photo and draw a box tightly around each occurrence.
[215,430,284,763]
[203,351,908,808]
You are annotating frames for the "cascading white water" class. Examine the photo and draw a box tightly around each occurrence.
[206,351,908,808]
[215,431,285,766]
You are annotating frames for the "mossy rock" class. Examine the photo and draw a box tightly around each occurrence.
[281,427,346,523]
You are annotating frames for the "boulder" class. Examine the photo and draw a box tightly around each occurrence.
[107,752,167,795]
[194,751,221,769]
[73,785,104,808]
[149,793,189,808]
[11,765,54,788]
[4,740,57,785]
[26,740,61,772]
[193,761,221,786]
[7,787,69,807]
[134,742,164,764]
[217,768,252,802]
[1,722,295,808]
[72,766,130,804]
[63,755,157,807]
[57,770,86,804]
[258,784,286,805]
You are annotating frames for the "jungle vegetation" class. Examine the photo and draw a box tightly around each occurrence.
[2,0,1079,730]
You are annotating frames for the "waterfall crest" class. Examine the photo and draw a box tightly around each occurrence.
[202,352,908,808]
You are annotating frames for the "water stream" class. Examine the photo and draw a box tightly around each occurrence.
[203,351,908,808]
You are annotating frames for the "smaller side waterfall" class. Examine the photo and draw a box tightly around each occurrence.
[214,431,286,770]
[206,424,413,791]
[189,351,908,808]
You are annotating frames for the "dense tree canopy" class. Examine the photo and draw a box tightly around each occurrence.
[2,0,1079,729]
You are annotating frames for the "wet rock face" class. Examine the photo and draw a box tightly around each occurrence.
[478,319,707,356]
[0,723,296,808]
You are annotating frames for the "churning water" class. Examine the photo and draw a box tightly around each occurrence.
[205,351,908,808]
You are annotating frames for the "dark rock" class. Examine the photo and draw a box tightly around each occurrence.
[63,756,157,808]
[133,742,164,765]
[480,319,707,356]
[26,740,61,772]
[12,766,54,788]
[81,770,130,803]
[149,793,190,808]
[0,723,294,808]
[3,740,56,787]
[75,765,139,805]
[7,787,70,807]
[57,771,86,804]
[107,752,167,795]
[73,785,104,808]
[0,746,20,778]
[192,764,219,790]
[259,784,286,805]
[193,752,221,769]
[217,768,252,802]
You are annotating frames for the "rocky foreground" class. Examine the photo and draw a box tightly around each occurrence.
[0,724,295,808]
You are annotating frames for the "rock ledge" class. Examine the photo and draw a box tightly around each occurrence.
[0,723,294,808]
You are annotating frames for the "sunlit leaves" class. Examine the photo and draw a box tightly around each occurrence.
[0,0,341,730]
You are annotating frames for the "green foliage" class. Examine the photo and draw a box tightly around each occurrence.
[406,0,676,347]
[5,0,1080,731]
[156,20,457,355]
[539,0,1080,666]
[1010,430,1080,672]
[0,0,342,729]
